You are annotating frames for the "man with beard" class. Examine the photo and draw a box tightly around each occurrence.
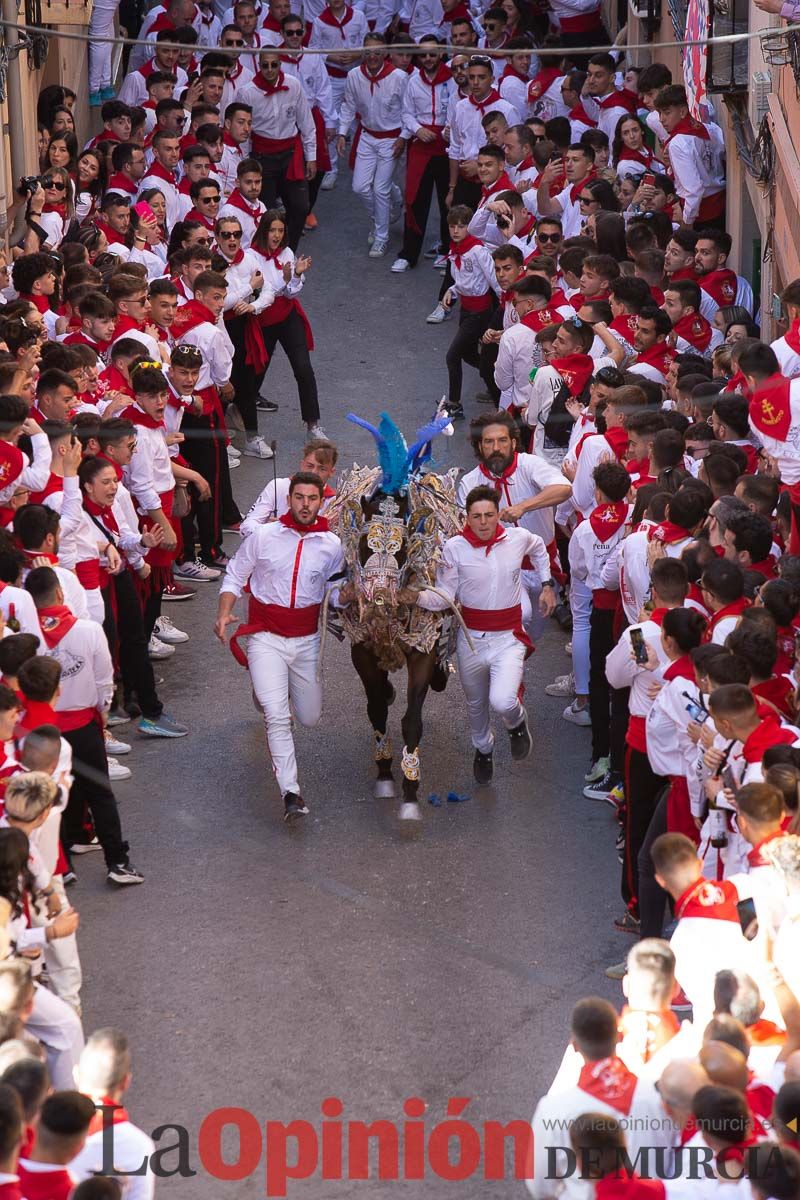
[456,412,570,640]
[629,305,676,388]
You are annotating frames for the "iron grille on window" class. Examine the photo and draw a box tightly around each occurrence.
[708,0,749,91]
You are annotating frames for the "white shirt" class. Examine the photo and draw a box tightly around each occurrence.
[177,319,234,391]
[416,526,550,617]
[238,71,317,162]
[445,240,498,303]
[70,1116,156,1200]
[221,519,344,607]
[771,333,800,380]
[117,64,189,107]
[748,375,800,486]
[123,414,174,513]
[606,616,670,717]
[458,453,567,547]
[337,65,407,137]
[581,90,630,140]
[494,324,538,430]
[568,507,629,591]
[282,51,337,127]
[219,248,276,314]
[137,167,181,230]
[448,92,519,162]
[0,432,52,507]
[665,127,725,226]
[0,583,43,639]
[309,6,370,69]
[46,616,114,715]
[401,67,453,137]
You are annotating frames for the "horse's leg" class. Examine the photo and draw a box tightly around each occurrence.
[351,642,396,798]
[398,650,437,820]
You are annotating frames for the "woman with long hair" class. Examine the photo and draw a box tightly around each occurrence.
[165,219,211,261]
[75,150,106,223]
[611,114,657,176]
[0,827,40,957]
[23,166,75,252]
[250,210,324,436]
[49,105,76,138]
[37,125,50,173]
[137,188,169,263]
[591,211,629,261]
[47,133,79,177]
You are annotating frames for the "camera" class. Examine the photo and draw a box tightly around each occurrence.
[17,176,43,198]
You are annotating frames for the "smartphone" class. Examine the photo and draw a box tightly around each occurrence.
[642,172,656,187]
[736,897,758,941]
[720,765,739,801]
[629,627,648,665]
[685,698,709,724]
[133,200,155,222]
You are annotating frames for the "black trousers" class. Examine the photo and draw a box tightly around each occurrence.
[637,787,671,938]
[621,745,667,914]
[399,152,449,267]
[261,310,320,424]
[181,409,241,560]
[478,310,503,405]
[143,589,162,642]
[225,315,262,435]
[103,571,162,720]
[446,308,493,408]
[257,149,309,251]
[588,606,615,761]
[62,722,128,868]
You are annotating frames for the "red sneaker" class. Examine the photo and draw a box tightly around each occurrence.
[162,581,196,601]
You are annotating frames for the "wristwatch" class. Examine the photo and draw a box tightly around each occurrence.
[541,578,556,588]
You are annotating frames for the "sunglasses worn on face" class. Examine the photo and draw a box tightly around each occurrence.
[285,27,303,34]
[579,195,595,204]
[43,179,66,191]
[221,229,243,238]
[537,233,560,243]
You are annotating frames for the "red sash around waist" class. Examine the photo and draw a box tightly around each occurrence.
[460,603,533,652]
[56,706,103,733]
[460,291,493,313]
[230,595,321,665]
[75,560,101,590]
[251,133,305,180]
[560,7,602,30]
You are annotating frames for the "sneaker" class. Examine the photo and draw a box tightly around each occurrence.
[433,254,448,270]
[223,522,242,533]
[671,986,692,1012]
[583,770,623,804]
[71,837,102,854]
[147,635,174,660]
[608,782,625,811]
[390,183,403,224]
[63,870,77,886]
[256,397,279,412]
[243,435,274,459]
[584,756,609,783]
[162,580,196,601]
[139,713,189,739]
[202,551,229,569]
[307,424,327,439]
[173,559,221,582]
[107,756,132,781]
[226,448,241,469]
[227,444,242,458]
[423,242,442,259]
[614,911,640,935]
[605,959,627,981]
[304,212,318,231]
[89,90,103,107]
[320,171,336,191]
[100,86,116,101]
[107,707,131,728]
[508,714,532,761]
[473,747,494,785]
[107,861,144,886]
[446,404,465,421]
[283,791,309,822]
[545,673,575,697]
[124,699,142,719]
[105,733,131,756]
[154,615,188,644]
[369,238,387,258]
[563,699,590,726]
[426,302,450,324]
[391,257,411,273]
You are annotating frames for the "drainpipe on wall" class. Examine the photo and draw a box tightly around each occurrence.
[2,0,31,244]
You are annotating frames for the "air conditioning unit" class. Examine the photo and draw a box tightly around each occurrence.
[749,69,772,129]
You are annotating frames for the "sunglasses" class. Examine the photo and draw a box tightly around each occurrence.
[579,195,596,204]
[537,232,560,243]
[261,62,281,70]
[43,179,67,191]
[468,54,492,67]
[284,27,303,34]
[220,229,243,238]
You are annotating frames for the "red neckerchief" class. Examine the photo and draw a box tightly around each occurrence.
[526,66,561,101]
[699,268,738,308]
[144,160,178,188]
[252,69,290,95]
[480,170,514,203]
[675,876,740,922]
[184,208,215,232]
[749,1018,786,1045]
[359,60,396,91]
[417,62,451,88]
[94,218,128,247]
[668,265,698,284]
[672,310,712,352]
[41,201,66,215]
[29,473,64,506]
[520,307,560,332]
[750,554,778,580]
[663,653,696,682]
[596,88,637,113]
[617,145,655,169]
[571,288,609,311]
[170,298,217,340]
[112,315,146,342]
[16,697,58,734]
[449,234,482,270]
[602,425,629,462]
[741,714,797,763]
[515,214,536,242]
[318,3,354,36]
[97,452,124,481]
[703,596,750,642]
[87,1096,131,1136]
[36,604,78,649]
[177,176,193,196]
[148,10,176,34]
[0,441,24,492]
[225,188,263,220]
[65,329,111,355]
[647,520,691,545]
[106,172,138,196]
[784,317,800,356]
[569,101,596,127]
[746,828,787,868]
[665,114,710,149]
[479,453,517,492]
[222,247,246,268]
[468,87,501,113]
[635,341,676,377]
[726,368,750,398]
[278,511,330,534]
[750,373,793,441]
[610,313,639,341]
[98,366,133,402]
[569,168,597,204]
[441,0,470,18]
[716,1134,759,1170]
[459,523,507,555]
[577,1057,637,1116]
[83,495,120,536]
[121,403,164,431]
[550,353,593,397]
[501,64,528,83]
[595,1172,666,1200]
[751,675,794,721]
[589,501,628,542]
[19,293,50,315]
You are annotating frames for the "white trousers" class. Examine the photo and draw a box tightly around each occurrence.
[88,0,119,91]
[456,629,526,754]
[29,876,82,1013]
[26,981,85,1090]
[86,586,105,625]
[327,76,348,180]
[352,132,396,243]
[247,631,322,799]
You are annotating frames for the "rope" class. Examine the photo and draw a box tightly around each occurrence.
[0,13,797,56]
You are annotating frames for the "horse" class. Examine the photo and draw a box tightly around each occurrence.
[324,414,463,820]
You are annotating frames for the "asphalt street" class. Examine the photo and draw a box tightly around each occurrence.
[75,173,625,1198]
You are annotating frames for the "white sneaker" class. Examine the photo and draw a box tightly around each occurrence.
[423,242,442,259]
[108,756,132,782]
[155,614,188,644]
[545,673,575,698]
[148,635,175,660]
[320,171,336,191]
[391,257,411,273]
[243,435,274,459]
[368,239,387,258]
[307,424,327,439]
[563,699,591,727]
[227,444,241,458]
[565,641,572,655]
[173,558,221,582]
[226,448,241,469]
[426,302,450,324]
[390,183,403,224]
[433,254,448,270]
[105,733,131,756]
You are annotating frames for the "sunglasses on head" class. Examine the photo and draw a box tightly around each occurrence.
[469,54,492,67]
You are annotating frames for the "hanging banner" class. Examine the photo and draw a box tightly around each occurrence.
[684,0,709,118]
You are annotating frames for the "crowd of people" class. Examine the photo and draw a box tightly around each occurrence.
[2,0,800,1191]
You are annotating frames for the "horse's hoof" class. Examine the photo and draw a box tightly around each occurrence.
[374,778,396,799]
[398,801,422,821]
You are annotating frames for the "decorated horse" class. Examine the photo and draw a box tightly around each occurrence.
[323,412,469,821]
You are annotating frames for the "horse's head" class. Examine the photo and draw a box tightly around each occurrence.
[356,488,409,607]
